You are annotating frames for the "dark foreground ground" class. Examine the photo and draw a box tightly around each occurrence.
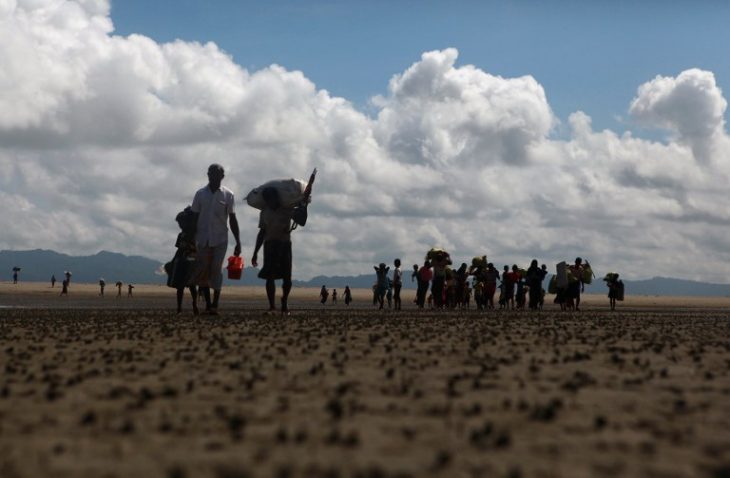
[1,308,729,478]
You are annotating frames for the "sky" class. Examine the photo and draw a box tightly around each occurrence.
[2,0,730,282]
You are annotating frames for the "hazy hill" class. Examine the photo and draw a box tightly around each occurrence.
[4,250,730,297]
[621,276,730,297]
[0,249,166,284]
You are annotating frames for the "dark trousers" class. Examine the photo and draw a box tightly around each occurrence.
[394,284,402,309]
[432,276,445,308]
[416,280,429,308]
[528,280,542,309]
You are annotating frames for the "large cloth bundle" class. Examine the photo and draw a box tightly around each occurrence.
[581,265,594,285]
[556,261,569,288]
[246,178,307,210]
[548,275,558,294]
[471,255,487,269]
[165,256,196,289]
[603,272,619,282]
[426,248,450,261]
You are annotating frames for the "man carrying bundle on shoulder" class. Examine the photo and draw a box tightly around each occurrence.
[249,170,315,316]
[568,257,589,311]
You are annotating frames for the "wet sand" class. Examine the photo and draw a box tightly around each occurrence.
[1,283,729,477]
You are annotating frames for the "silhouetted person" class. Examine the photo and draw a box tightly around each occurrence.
[99,278,105,296]
[344,286,352,306]
[484,263,499,309]
[191,164,241,315]
[51,275,56,288]
[393,259,403,310]
[411,264,419,283]
[116,281,123,297]
[606,273,621,311]
[252,187,307,315]
[526,260,546,310]
[64,271,72,284]
[568,257,585,311]
[60,279,69,296]
[332,289,338,305]
[430,252,451,309]
[320,285,329,305]
[374,263,390,310]
[12,268,18,284]
[416,261,432,309]
[168,206,199,315]
[127,284,134,297]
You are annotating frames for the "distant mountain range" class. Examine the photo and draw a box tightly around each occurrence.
[3,249,730,297]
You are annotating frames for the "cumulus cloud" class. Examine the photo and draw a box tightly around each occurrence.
[2,0,730,282]
[629,68,727,162]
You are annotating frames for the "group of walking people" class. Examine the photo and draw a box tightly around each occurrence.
[372,250,622,311]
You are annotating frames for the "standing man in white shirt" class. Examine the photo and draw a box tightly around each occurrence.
[191,164,241,315]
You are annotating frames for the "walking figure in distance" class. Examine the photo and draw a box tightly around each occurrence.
[344,286,352,306]
[374,263,390,310]
[392,259,403,310]
[568,257,585,311]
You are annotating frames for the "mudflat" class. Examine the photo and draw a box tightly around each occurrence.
[1,283,729,477]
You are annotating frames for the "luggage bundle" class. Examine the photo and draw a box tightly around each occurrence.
[245,178,308,210]
[581,264,594,285]
[426,248,451,262]
[556,262,569,287]
[165,255,196,289]
[471,255,487,269]
[548,275,558,294]
[603,272,619,282]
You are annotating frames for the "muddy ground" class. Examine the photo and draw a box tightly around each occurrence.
[1,286,729,477]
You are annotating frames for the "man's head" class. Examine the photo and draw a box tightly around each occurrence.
[394,258,401,267]
[575,257,583,266]
[261,188,281,209]
[207,164,225,190]
[262,187,281,210]
[531,259,538,268]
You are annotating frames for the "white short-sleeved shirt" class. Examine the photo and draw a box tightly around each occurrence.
[191,185,235,248]
[393,267,403,286]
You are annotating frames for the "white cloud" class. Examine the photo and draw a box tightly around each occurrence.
[629,68,727,162]
[2,0,730,283]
